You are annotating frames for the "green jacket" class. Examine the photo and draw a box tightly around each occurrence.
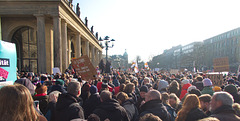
[201,86,214,96]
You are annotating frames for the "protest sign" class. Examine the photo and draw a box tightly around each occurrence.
[213,57,229,72]
[52,67,61,75]
[206,74,223,86]
[71,55,97,80]
[0,40,16,85]
[170,69,179,75]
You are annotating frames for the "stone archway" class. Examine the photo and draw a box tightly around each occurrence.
[11,26,37,72]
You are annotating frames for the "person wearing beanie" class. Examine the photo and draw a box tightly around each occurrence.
[136,85,149,112]
[224,84,240,103]
[201,78,214,96]
[33,83,49,115]
[48,79,67,94]
[158,80,169,93]
[90,85,98,94]
[193,76,204,91]
[179,79,192,100]
[83,85,101,118]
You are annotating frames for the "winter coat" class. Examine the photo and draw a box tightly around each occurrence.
[210,105,240,121]
[48,84,67,94]
[93,99,130,121]
[163,104,177,121]
[55,93,84,121]
[185,108,207,121]
[33,94,49,115]
[137,99,171,121]
[201,86,214,96]
[121,99,138,121]
[83,93,101,118]
[180,83,192,100]
[45,101,57,121]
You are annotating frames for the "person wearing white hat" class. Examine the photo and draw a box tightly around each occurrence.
[201,78,214,96]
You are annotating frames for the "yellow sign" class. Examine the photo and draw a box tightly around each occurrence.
[213,57,229,72]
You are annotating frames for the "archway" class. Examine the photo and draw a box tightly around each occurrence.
[11,26,37,72]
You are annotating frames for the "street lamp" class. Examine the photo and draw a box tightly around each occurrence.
[99,36,115,64]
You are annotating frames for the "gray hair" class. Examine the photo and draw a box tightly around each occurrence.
[148,90,161,100]
[67,81,81,96]
[100,90,112,102]
[49,91,61,97]
[213,91,234,106]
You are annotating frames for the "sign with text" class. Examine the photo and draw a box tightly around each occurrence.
[0,40,16,83]
[206,74,223,86]
[52,67,61,75]
[213,57,229,72]
[0,58,10,67]
[170,69,179,75]
[71,55,97,80]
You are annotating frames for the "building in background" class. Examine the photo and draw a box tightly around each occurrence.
[149,27,240,73]
[0,0,102,73]
[108,50,128,71]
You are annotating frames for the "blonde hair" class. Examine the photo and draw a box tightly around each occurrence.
[0,84,39,121]
[175,94,200,121]
[116,92,129,104]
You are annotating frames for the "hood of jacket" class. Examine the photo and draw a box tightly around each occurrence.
[56,93,80,111]
[97,99,123,112]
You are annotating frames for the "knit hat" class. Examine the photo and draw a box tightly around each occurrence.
[224,84,238,94]
[213,86,221,92]
[187,86,197,93]
[90,85,98,94]
[182,79,190,85]
[158,80,169,90]
[189,88,202,97]
[55,79,64,86]
[140,85,149,93]
[202,78,212,87]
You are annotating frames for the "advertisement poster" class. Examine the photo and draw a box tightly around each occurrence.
[0,40,17,86]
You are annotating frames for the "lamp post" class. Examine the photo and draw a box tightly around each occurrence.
[99,36,115,64]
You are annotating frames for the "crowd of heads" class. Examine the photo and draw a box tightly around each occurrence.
[1,69,240,121]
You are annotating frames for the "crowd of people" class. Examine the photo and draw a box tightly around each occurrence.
[1,70,240,121]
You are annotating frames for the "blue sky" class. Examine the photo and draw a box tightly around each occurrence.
[73,0,240,62]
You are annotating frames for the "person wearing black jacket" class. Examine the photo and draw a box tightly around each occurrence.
[93,90,130,121]
[83,85,101,118]
[137,90,171,121]
[55,81,84,121]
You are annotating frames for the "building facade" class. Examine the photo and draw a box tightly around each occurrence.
[0,0,102,73]
[149,27,240,72]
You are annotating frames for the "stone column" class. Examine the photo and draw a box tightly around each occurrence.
[36,14,46,73]
[99,50,102,62]
[67,35,71,65]
[85,41,89,57]
[62,20,67,71]
[91,46,95,66]
[75,33,82,58]
[53,16,62,72]
[95,49,98,67]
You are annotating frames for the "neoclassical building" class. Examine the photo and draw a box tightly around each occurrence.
[0,0,102,73]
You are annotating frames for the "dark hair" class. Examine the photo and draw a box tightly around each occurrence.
[199,94,211,103]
